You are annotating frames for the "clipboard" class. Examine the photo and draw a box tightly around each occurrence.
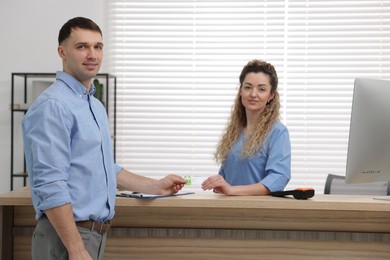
[116,191,195,199]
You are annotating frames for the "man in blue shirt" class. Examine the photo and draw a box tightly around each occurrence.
[22,17,186,260]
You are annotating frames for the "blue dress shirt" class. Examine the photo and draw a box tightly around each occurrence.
[22,71,121,222]
[219,121,291,192]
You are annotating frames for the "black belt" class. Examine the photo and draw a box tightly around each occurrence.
[76,220,111,234]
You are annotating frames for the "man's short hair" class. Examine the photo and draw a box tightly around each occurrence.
[58,17,102,45]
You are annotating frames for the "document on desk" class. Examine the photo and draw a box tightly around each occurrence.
[116,190,195,199]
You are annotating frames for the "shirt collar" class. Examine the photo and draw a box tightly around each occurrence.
[56,71,96,96]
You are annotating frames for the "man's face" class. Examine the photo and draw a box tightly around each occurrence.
[58,28,103,89]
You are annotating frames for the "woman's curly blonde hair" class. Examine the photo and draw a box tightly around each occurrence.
[214,59,280,164]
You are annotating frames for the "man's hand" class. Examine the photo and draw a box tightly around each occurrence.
[45,205,93,260]
[157,174,187,194]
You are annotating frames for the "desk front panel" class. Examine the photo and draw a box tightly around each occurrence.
[2,189,390,259]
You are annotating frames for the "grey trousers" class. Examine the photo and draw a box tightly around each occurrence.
[32,216,107,260]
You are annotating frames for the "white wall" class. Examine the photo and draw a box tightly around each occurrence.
[0,0,106,193]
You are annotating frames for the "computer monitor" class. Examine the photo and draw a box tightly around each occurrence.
[345,78,390,200]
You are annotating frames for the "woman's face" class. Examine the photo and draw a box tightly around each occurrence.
[240,72,275,114]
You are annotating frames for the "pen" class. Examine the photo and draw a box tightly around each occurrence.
[129,192,143,198]
[117,192,143,198]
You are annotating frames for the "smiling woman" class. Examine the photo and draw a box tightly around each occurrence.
[201,59,291,196]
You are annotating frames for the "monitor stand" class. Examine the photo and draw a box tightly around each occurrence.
[373,196,390,201]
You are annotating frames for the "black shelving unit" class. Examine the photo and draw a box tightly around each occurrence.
[10,73,116,190]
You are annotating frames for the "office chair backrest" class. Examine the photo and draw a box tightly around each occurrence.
[324,174,390,195]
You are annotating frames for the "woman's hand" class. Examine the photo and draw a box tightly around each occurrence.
[201,175,233,195]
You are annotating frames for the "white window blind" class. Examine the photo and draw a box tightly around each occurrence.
[106,0,390,193]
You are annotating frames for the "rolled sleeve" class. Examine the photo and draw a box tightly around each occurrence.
[23,98,73,218]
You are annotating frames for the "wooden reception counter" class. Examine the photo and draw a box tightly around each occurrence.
[1,187,390,259]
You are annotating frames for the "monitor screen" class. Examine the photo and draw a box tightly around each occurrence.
[345,78,390,190]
